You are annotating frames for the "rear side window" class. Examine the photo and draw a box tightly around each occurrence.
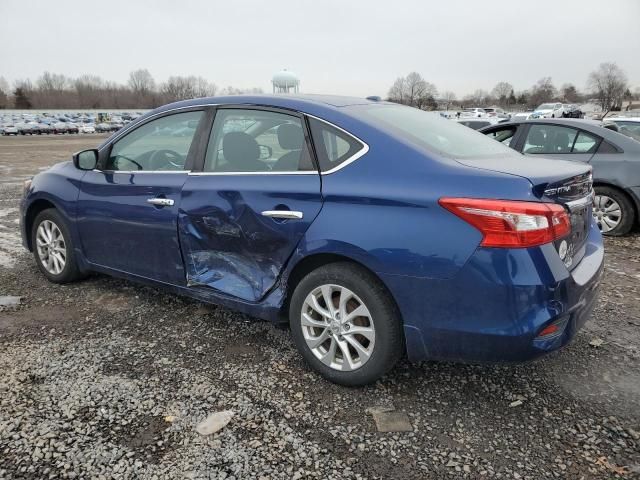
[204,109,315,173]
[308,118,365,172]
[523,124,599,155]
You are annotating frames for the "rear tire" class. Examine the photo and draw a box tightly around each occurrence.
[289,262,403,386]
[31,209,85,283]
[593,186,635,236]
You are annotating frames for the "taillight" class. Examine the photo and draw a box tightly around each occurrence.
[439,198,571,248]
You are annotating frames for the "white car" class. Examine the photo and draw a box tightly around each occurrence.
[455,117,504,130]
[2,124,19,135]
[79,123,96,134]
[511,112,533,121]
[483,107,510,119]
[461,108,487,118]
[530,103,565,119]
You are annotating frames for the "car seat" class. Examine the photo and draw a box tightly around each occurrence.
[221,132,266,171]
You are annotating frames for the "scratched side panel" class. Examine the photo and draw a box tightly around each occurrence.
[178,175,322,302]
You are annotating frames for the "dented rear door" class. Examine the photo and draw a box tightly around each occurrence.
[178,173,321,301]
[178,106,322,302]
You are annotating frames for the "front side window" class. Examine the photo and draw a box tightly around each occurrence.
[572,131,598,153]
[204,109,314,172]
[308,118,365,171]
[106,111,203,171]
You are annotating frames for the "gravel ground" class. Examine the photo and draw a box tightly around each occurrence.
[1,135,639,479]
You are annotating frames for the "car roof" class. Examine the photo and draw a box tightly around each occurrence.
[155,94,382,113]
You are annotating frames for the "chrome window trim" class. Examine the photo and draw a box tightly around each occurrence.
[97,103,370,176]
[305,113,370,175]
[93,169,191,174]
[189,170,317,176]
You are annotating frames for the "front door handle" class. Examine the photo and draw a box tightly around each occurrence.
[147,198,175,207]
[261,210,303,220]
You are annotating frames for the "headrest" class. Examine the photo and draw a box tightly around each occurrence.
[277,123,303,150]
[222,132,260,165]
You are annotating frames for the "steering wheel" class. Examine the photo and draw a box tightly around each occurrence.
[149,149,184,170]
[113,154,144,171]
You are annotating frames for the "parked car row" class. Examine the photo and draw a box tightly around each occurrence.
[1,111,144,136]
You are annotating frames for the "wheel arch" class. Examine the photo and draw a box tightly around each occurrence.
[593,181,638,224]
[24,198,58,251]
[281,252,405,331]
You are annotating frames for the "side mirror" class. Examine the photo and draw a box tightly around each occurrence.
[73,149,98,170]
[258,145,273,160]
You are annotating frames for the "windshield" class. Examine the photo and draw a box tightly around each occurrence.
[537,104,555,110]
[354,104,516,159]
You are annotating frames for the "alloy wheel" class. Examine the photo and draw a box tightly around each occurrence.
[300,284,375,371]
[593,195,622,233]
[36,220,67,275]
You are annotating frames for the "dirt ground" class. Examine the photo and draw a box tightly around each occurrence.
[0,134,639,479]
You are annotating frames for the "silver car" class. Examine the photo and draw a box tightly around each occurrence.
[481,118,640,235]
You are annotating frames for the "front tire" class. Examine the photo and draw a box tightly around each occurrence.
[289,262,403,386]
[593,186,635,236]
[31,209,84,283]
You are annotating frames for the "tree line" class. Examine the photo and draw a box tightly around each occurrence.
[1,63,636,112]
[387,62,637,112]
[0,69,264,110]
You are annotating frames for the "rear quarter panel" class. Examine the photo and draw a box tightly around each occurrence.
[291,128,538,281]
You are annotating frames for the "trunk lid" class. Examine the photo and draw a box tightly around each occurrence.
[456,155,593,269]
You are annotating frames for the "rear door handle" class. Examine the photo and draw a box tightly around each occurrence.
[261,210,303,219]
[147,198,175,207]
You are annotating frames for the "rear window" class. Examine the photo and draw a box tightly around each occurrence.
[354,104,515,159]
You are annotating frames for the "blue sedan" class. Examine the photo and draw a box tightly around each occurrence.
[19,95,604,385]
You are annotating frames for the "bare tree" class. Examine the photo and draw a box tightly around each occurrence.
[387,72,437,108]
[0,76,9,95]
[193,77,217,97]
[560,83,580,103]
[588,62,628,112]
[74,75,106,108]
[441,91,457,110]
[0,77,8,109]
[128,69,156,95]
[491,82,513,106]
[37,72,68,92]
[469,89,490,106]
[529,77,556,107]
[161,76,218,102]
[387,77,407,104]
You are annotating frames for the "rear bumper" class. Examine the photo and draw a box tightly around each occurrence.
[381,221,604,363]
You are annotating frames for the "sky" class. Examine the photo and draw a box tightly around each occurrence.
[1,0,639,98]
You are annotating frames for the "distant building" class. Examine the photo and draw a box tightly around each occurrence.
[272,70,300,94]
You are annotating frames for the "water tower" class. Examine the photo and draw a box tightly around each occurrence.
[272,69,300,94]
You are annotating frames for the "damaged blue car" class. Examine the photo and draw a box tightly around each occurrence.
[20,95,603,385]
